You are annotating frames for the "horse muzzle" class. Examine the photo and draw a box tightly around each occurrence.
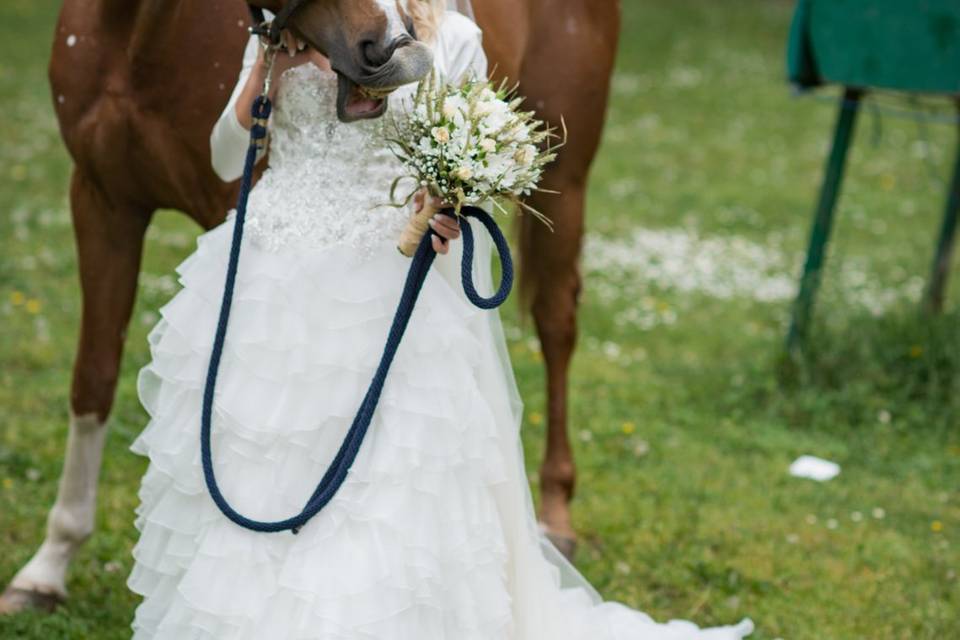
[334,39,434,122]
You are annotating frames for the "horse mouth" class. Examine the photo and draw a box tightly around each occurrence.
[329,38,434,123]
[336,73,394,122]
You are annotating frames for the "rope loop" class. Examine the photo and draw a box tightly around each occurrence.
[457,206,514,310]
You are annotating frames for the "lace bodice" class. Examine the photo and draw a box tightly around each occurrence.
[244,65,414,259]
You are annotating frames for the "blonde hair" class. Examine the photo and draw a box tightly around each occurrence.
[406,0,446,43]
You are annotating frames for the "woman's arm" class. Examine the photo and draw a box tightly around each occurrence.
[210,34,263,183]
[210,31,318,182]
[441,10,488,84]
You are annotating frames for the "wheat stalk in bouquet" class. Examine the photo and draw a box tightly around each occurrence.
[388,71,564,256]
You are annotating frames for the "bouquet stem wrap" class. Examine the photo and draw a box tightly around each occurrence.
[397,195,440,257]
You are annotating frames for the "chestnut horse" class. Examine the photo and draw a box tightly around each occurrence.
[0,0,619,613]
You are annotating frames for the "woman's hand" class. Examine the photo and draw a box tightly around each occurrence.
[236,31,331,128]
[413,189,461,255]
[269,32,331,81]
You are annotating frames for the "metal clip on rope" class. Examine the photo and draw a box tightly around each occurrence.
[200,81,515,535]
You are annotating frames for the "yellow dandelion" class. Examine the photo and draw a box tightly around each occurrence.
[621,421,636,435]
[879,174,896,192]
[2,478,12,490]
[908,345,924,359]
[25,299,42,314]
[10,291,25,306]
[528,412,543,426]
[931,520,943,533]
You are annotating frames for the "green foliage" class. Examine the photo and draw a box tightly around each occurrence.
[1,1,958,638]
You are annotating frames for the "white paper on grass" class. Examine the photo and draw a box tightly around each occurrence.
[789,455,841,482]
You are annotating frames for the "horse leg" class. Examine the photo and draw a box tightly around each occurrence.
[516,4,619,560]
[1,170,150,614]
[526,183,586,560]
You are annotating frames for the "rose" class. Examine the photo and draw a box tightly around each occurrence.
[452,165,474,181]
[479,138,497,153]
[432,126,450,144]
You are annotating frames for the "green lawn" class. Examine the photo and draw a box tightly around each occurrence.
[1,1,958,638]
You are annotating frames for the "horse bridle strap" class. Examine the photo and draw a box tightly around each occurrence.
[247,1,311,44]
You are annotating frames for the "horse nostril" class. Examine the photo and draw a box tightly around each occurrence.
[360,40,386,67]
[360,36,412,68]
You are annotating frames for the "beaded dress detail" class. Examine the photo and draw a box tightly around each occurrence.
[244,64,412,259]
[125,11,754,640]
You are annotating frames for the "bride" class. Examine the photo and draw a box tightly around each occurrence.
[125,1,755,638]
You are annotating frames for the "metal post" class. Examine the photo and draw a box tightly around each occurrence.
[923,101,960,314]
[787,87,863,352]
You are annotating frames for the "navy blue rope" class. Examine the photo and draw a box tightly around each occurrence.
[201,95,514,534]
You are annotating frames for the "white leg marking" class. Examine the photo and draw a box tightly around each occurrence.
[9,410,107,597]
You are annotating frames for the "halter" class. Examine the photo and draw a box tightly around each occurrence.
[247,1,311,45]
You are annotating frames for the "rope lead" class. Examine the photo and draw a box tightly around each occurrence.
[200,94,514,534]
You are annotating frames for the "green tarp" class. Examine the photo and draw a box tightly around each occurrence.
[787,0,960,95]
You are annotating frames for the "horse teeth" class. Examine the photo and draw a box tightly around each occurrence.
[360,87,390,100]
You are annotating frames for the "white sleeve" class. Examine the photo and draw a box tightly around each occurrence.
[430,13,494,303]
[209,33,266,182]
[442,11,488,84]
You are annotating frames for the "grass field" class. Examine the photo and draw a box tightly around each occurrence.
[2,1,958,638]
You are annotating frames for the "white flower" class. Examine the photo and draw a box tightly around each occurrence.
[479,138,497,153]
[514,144,537,166]
[453,165,474,181]
[442,95,467,119]
[432,126,450,144]
[475,101,496,117]
[449,126,470,154]
[417,137,437,155]
[507,124,530,143]
[480,110,511,135]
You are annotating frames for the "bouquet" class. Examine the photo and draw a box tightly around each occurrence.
[388,72,563,256]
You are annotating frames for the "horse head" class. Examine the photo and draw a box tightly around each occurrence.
[250,0,434,122]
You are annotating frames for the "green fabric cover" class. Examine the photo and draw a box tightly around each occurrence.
[786,0,960,95]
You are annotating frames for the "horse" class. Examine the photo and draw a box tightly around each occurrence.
[0,0,619,614]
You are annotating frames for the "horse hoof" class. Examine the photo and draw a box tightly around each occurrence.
[544,530,578,561]
[0,586,65,615]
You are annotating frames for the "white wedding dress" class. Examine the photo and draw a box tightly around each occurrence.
[126,10,754,640]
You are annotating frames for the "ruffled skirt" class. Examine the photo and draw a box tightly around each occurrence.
[127,215,754,639]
